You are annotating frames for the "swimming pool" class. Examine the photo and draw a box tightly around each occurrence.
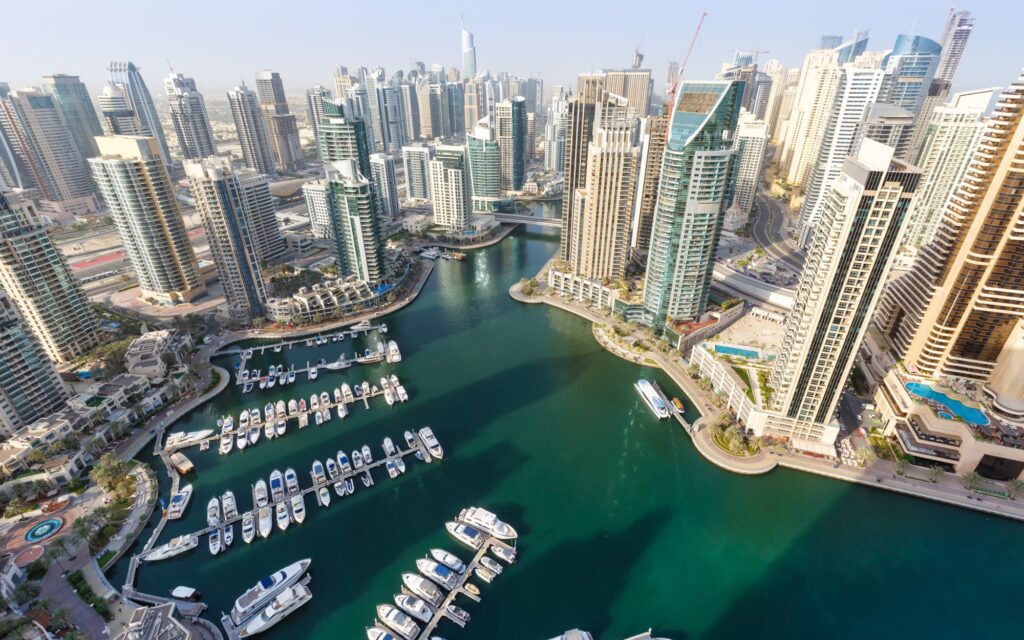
[714,344,761,359]
[905,382,990,426]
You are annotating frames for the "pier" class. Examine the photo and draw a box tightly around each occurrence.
[215,322,388,357]
[232,344,398,387]
[651,381,692,433]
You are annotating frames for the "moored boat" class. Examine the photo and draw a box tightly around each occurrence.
[458,506,517,540]
[241,513,255,543]
[416,558,458,590]
[418,427,443,459]
[230,558,312,624]
[167,484,193,520]
[208,528,221,556]
[430,548,466,574]
[275,502,290,531]
[238,583,312,638]
[284,468,299,495]
[258,507,272,539]
[445,521,484,549]
[222,490,239,520]
[317,486,331,508]
[400,572,443,607]
[393,593,433,623]
[269,470,285,502]
[207,497,221,528]
[376,604,419,640]
[337,451,353,474]
[634,379,670,419]
[479,555,503,575]
[144,535,198,562]
[290,495,305,524]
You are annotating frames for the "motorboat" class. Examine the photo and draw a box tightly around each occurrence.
[447,604,471,624]
[170,586,201,601]
[259,377,267,390]
[474,566,495,583]
[248,425,260,446]
[276,420,286,437]
[314,411,323,426]
[418,427,443,459]
[238,583,312,638]
[337,451,353,474]
[264,419,275,440]
[208,528,221,556]
[207,497,221,528]
[308,365,318,381]
[319,391,330,408]
[351,320,372,332]
[383,386,395,406]
[254,479,269,508]
[383,437,396,457]
[386,340,402,363]
[241,369,250,382]
[430,549,466,574]
[269,470,285,502]
[299,413,309,428]
[403,431,416,450]
[317,486,331,507]
[242,513,256,543]
[325,457,339,481]
[258,507,272,539]
[290,495,306,524]
[311,460,327,485]
[479,556,503,575]
[167,484,192,520]
[635,379,670,419]
[464,582,480,597]
[266,373,276,389]
[490,544,516,564]
[222,490,239,520]
[396,385,409,403]
[361,445,373,464]
[341,384,354,403]
[310,394,320,411]
[298,398,307,413]
[361,471,372,487]
[325,357,351,371]
[277,370,287,386]
[352,450,364,469]
[144,535,198,562]
[333,478,347,498]
[250,408,261,426]
[393,594,433,623]
[416,558,458,590]
[361,381,371,396]
[400,573,443,607]
[284,468,300,495]
[386,460,398,479]
[276,400,286,417]
[366,627,398,640]
[243,382,254,393]
[394,457,406,475]
[288,399,298,415]
[287,368,296,384]
[223,523,234,547]
[345,478,355,495]
[264,403,274,421]
[230,558,311,624]
[236,429,248,451]
[337,403,348,419]
[275,502,290,531]
[334,388,343,404]
[376,604,419,640]
[446,521,484,550]
[273,344,282,353]
[239,411,250,430]
[223,415,235,433]
[458,507,517,541]
[219,433,233,455]
[164,429,215,449]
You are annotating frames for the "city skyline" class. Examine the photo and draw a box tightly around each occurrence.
[3,1,1018,100]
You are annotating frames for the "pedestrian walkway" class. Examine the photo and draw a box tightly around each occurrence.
[40,544,107,639]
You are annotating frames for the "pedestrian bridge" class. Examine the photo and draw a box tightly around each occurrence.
[492,213,561,227]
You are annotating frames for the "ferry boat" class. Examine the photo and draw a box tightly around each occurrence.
[376,604,419,640]
[269,470,285,502]
[418,427,443,459]
[275,502,290,531]
[222,490,239,520]
[290,495,306,524]
[238,582,312,638]
[386,340,402,363]
[241,513,256,544]
[393,594,433,623]
[169,452,194,475]
[144,535,198,562]
[167,484,193,520]
[635,379,670,419]
[445,521,484,550]
[400,573,443,607]
[416,558,458,590]
[430,548,466,574]
[458,506,517,540]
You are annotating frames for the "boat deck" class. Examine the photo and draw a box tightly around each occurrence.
[651,381,692,432]
[219,575,312,640]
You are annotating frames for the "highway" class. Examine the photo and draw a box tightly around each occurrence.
[751,191,805,272]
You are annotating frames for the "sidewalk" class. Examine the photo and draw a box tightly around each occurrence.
[40,544,107,639]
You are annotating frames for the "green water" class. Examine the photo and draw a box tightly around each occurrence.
[112,223,1021,639]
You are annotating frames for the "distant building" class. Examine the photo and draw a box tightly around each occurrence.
[544,89,568,172]
[462,20,478,79]
[305,85,331,149]
[603,69,653,116]
[256,70,303,173]
[430,145,471,231]
[106,61,172,167]
[495,97,526,190]
[227,85,276,176]
[40,74,103,160]
[402,145,433,200]
[728,114,768,228]
[629,114,667,261]
[165,73,217,160]
[467,117,502,211]
[369,154,400,218]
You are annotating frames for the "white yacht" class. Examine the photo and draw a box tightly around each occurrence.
[275,502,290,531]
[236,429,248,451]
[458,507,517,540]
[386,460,398,479]
[269,470,285,502]
[337,451,353,474]
[298,413,309,429]
[264,419,275,441]
[219,433,233,455]
[319,391,330,408]
[222,490,239,520]
[258,507,272,539]
[310,393,320,411]
[229,558,311,625]
[634,379,670,419]
[325,457,339,480]
[248,425,260,447]
[317,486,331,508]
[334,387,343,404]
[167,484,192,520]
[474,565,495,583]
[341,384,354,403]
[311,460,327,485]
[418,427,443,459]
[288,399,298,415]
[263,403,274,422]
[284,468,300,495]
[290,495,306,524]
[394,457,406,475]
[400,573,443,607]
[314,411,323,426]
[208,528,221,556]
[361,445,373,464]
[254,479,269,508]
[416,558,458,590]
[276,420,286,437]
[287,368,296,384]
[352,450,364,469]
[276,400,286,417]
[386,340,402,363]
[238,583,312,638]
[308,365,318,381]
[430,549,466,574]
[144,535,197,562]
[241,513,256,544]
[366,627,399,640]
[393,594,433,623]
[207,497,221,528]
[396,384,408,403]
[376,604,419,640]
[337,403,348,419]
[445,521,484,550]
[383,437,396,457]
[223,523,234,547]
[490,544,516,564]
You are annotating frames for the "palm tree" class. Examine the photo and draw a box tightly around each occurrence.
[961,471,982,491]
[71,515,94,543]
[928,466,944,484]
[50,607,70,630]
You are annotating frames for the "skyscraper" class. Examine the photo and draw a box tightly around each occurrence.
[760,60,788,139]
[255,70,303,173]
[40,74,103,160]
[0,291,69,437]
[380,85,407,153]
[467,117,502,212]
[559,73,606,260]
[430,145,471,230]
[318,101,371,176]
[98,82,146,136]
[0,191,100,363]
[303,160,386,283]
[771,140,918,433]
[184,158,269,324]
[878,76,1024,383]
[629,114,667,261]
[778,49,842,186]
[227,85,276,176]
[398,82,421,141]
[369,154,400,218]
[305,85,332,150]
[402,145,433,200]
[90,136,206,304]
[641,80,742,330]
[874,34,942,159]
[727,114,768,228]
[462,20,477,79]
[603,70,652,117]
[0,89,98,215]
[446,83,466,134]
[544,90,568,173]
[496,97,526,190]
[107,61,172,167]
[165,73,217,160]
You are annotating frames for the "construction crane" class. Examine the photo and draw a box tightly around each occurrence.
[665,11,708,112]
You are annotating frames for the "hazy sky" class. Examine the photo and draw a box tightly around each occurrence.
[4,0,1021,101]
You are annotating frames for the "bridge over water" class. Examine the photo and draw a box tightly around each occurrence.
[492,213,561,227]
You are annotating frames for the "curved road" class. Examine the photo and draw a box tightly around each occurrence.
[752,192,805,272]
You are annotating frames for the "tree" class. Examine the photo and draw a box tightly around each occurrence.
[961,471,981,491]
[90,453,130,492]
[24,449,45,466]
[1006,478,1024,500]
[11,581,39,605]
[32,479,51,496]
[50,607,70,630]
[928,466,944,484]
[3,497,25,518]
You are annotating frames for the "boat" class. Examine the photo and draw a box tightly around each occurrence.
[223,523,234,547]
[325,457,339,480]
[314,411,323,426]
[243,382,254,393]
[277,400,286,416]
[208,528,221,555]
[393,456,406,474]
[446,521,484,550]
[416,558,458,590]
[230,558,312,624]
[337,403,348,419]
[464,582,480,597]
[376,604,420,640]
[248,425,260,446]
[259,377,267,390]
[361,444,373,464]
[144,535,198,562]
[325,357,350,371]
[276,420,287,437]
[320,391,330,408]
[167,484,193,520]
[352,450,364,469]
[341,384,354,403]
[258,507,272,539]
[404,431,416,450]
[361,471,372,487]
[170,586,201,601]
[264,403,274,421]
[334,388,343,404]
[266,373,276,389]
[311,460,327,485]
[236,429,248,451]
[269,470,285,502]
[361,381,370,396]
[337,451,353,474]
[222,490,239,520]
[384,386,395,406]
[418,427,443,459]
[254,479,269,508]
[345,478,355,495]
[240,410,250,431]
[475,564,496,583]
[489,544,516,564]
[479,556,503,575]
[238,583,312,638]
[430,549,466,574]
[366,627,399,640]
[207,497,221,528]
[220,432,233,455]
[386,460,398,479]
[459,507,517,540]
[447,604,471,624]
[288,399,298,415]
[165,429,215,450]
[671,397,685,413]
[274,344,282,353]
[396,385,408,402]
[310,394,320,411]
[386,341,402,363]
[351,320,372,332]
[275,502,290,531]
[383,437,396,457]
[299,414,309,429]
[284,468,300,495]
[287,369,296,384]
[277,370,286,386]
[400,573,443,607]
[290,495,305,524]
[242,513,256,543]
[299,400,307,415]
[241,369,250,382]
[223,415,235,432]
[317,486,331,508]
[264,419,275,440]
[635,379,670,419]
[393,594,433,623]
[308,365,318,381]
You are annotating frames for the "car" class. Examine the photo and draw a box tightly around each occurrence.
[833,462,841,468]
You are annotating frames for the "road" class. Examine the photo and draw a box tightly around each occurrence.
[752,192,805,272]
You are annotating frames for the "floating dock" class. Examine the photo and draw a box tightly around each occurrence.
[217,323,388,358]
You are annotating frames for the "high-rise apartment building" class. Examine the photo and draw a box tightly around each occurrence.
[305,85,331,150]
[603,69,653,117]
[402,145,433,200]
[317,101,371,176]
[430,145,471,230]
[463,81,483,133]
[0,292,69,437]
[559,73,606,260]
[40,74,103,161]
[184,158,269,324]
[369,153,400,218]
[446,83,465,135]
[544,90,568,173]
[641,81,742,330]
[255,70,303,173]
[89,136,206,304]
[771,140,918,434]
[726,114,768,229]
[778,49,842,186]
[107,61,172,167]
[398,82,421,142]
[878,76,1024,383]
[760,60,788,139]
[227,85,276,176]
[771,68,802,143]
[629,114,667,261]
[873,35,941,159]
[0,191,100,363]
[0,89,98,215]
[380,85,408,154]
[467,117,502,212]
[98,82,145,136]
[496,97,527,190]
[165,73,217,160]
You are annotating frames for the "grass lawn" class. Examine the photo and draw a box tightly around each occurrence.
[732,366,755,402]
